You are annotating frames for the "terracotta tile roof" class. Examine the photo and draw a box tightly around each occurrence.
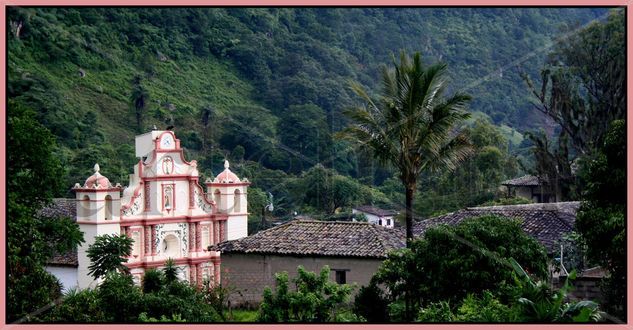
[39,199,79,267]
[353,205,397,217]
[38,198,77,219]
[410,202,580,253]
[216,220,405,258]
[501,175,542,186]
[48,249,79,267]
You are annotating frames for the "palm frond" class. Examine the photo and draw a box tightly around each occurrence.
[422,132,473,173]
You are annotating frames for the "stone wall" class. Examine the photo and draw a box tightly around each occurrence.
[554,275,603,303]
[221,253,383,307]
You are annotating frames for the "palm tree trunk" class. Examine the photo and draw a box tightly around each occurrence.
[405,185,415,247]
[405,183,415,321]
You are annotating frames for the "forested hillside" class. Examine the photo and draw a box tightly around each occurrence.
[7,7,609,220]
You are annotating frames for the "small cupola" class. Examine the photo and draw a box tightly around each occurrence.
[214,160,241,184]
[81,164,113,189]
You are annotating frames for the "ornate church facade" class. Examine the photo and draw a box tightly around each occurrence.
[72,129,249,288]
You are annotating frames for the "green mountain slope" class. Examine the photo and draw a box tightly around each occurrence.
[7,7,608,191]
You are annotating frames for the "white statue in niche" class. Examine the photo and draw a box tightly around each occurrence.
[164,186,173,210]
[162,156,173,175]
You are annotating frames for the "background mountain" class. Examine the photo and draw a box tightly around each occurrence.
[7,7,610,218]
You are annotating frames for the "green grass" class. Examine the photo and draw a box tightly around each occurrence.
[227,309,259,322]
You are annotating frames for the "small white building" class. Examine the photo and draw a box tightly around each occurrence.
[352,205,397,228]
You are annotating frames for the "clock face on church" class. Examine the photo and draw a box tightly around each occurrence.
[160,134,175,150]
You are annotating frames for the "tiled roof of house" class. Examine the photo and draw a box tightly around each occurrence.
[39,199,79,267]
[501,175,542,186]
[48,249,79,267]
[353,205,397,217]
[410,202,580,253]
[38,198,77,219]
[216,220,405,258]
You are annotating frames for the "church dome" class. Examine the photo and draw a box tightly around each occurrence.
[214,160,241,183]
[83,164,112,188]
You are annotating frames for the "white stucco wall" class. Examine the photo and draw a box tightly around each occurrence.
[46,266,78,293]
[352,209,395,228]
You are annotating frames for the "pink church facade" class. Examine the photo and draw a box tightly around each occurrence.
[72,130,249,288]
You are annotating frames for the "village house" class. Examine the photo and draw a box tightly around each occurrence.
[352,205,398,228]
[214,220,404,306]
[43,129,250,290]
[217,202,587,306]
[501,174,561,203]
[411,202,580,254]
[409,202,604,300]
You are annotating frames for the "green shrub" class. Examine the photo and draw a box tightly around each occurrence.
[258,266,355,322]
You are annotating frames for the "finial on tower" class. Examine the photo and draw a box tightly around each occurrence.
[224,159,230,169]
[94,163,100,173]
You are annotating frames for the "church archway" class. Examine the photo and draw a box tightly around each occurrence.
[233,189,241,213]
[214,189,221,209]
[80,195,90,219]
[105,195,113,220]
[162,234,180,258]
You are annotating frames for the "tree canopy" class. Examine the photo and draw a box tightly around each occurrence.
[371,215,549,321]
[340,51,472,244]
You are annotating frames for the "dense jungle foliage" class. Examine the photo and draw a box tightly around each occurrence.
[6,7,626,324]
[7,7,612,221]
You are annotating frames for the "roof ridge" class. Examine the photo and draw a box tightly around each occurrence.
[221,220,293,244]
[466,201,581,212]
[417,209,463,222]
[295,219,377,225]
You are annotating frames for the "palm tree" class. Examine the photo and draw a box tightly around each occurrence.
[339,52,473,246]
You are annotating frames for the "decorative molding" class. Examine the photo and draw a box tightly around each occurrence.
[195,187,213,213]
[144,182,151,211]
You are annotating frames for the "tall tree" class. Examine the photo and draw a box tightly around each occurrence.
[278,103,332,173]
[200,105,214,152]
[522,9,625,200]
[130,75,150,133]
[297,164,362,215]
[339,52,472,245]
[7,100,84,322]
[575,120,626,322]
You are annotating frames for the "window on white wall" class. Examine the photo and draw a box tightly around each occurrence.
[214,189,221,208]
[81,196,90,219]
[334,270,348,284]
[105,195,113,220]
[233,189,241,213]
[162,234,179,258]
[201,226,210,249]
[202,266,210,281]
[132,231,141,257]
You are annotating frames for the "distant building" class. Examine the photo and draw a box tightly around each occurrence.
[43,130,250,291]
[215,220,404,306]
[352,205,397,228]
[501,175,561,203]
